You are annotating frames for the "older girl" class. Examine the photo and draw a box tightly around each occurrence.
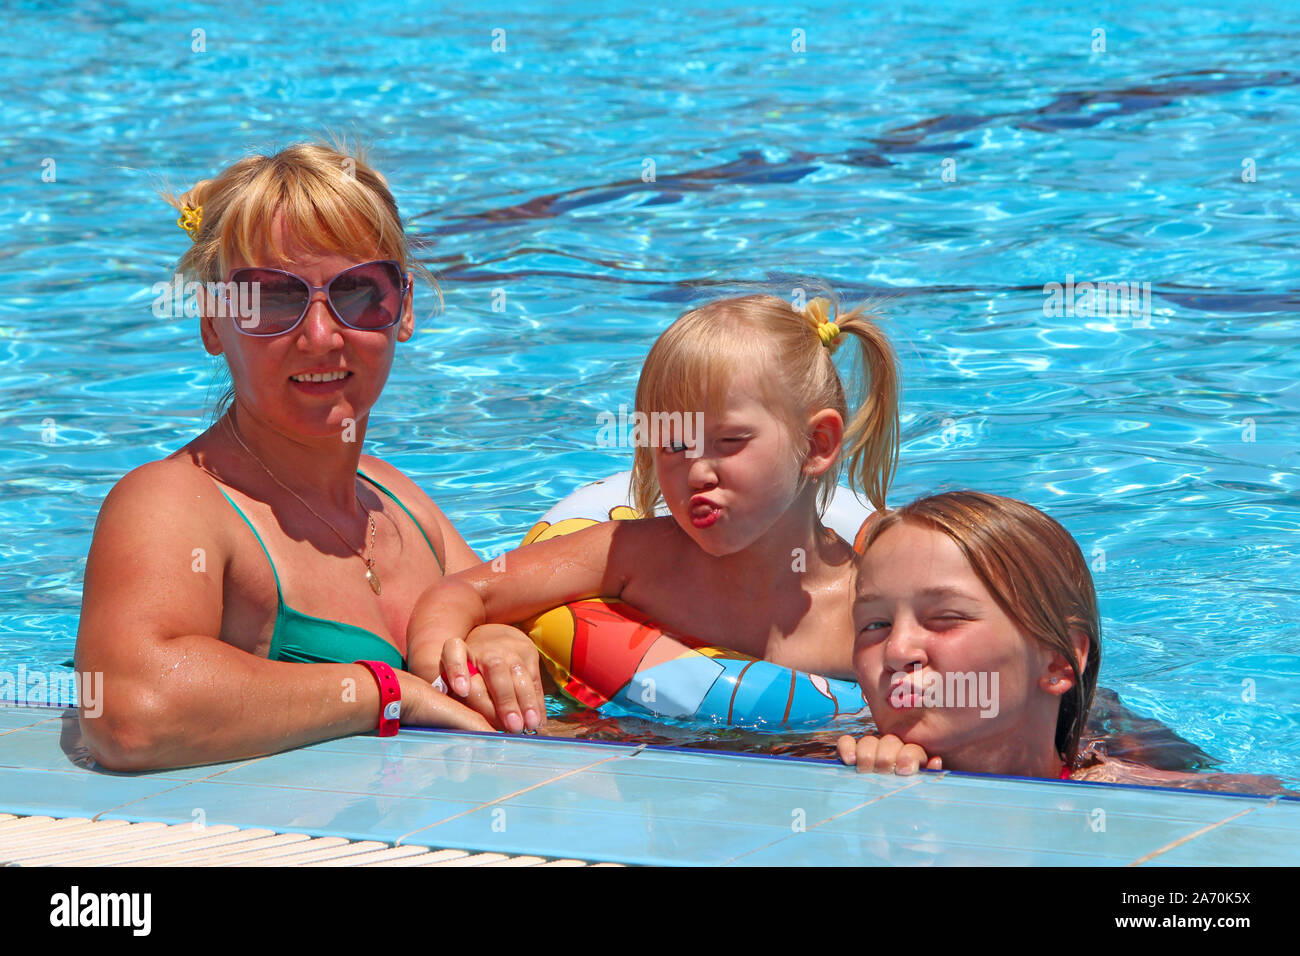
[840,491,1288,793]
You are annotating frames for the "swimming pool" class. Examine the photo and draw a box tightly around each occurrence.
[1,1,1297,789]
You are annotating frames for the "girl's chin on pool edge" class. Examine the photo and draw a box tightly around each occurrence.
[852,519,1080,780]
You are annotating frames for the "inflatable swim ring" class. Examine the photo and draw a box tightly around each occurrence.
[520,471,873,730]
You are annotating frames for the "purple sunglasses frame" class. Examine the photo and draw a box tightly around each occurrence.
[221,259,411,336]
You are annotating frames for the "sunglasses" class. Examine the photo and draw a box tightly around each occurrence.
[220,260,410,336]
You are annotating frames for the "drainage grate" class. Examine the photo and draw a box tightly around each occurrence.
[0,813,619,867]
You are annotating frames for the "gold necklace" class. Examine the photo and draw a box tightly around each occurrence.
[224,415,383,595]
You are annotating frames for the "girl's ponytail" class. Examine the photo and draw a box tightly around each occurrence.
[825,302,899,512]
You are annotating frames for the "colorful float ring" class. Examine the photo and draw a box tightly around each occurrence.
[520,471,873,729]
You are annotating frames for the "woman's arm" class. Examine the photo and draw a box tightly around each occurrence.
[75,463,491,772]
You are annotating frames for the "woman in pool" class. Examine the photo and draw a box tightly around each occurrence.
[408,293,899,692]
[839,491,1289,792]
[75,142,545,771]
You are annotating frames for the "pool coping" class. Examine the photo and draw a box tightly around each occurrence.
[2,702,1298,866]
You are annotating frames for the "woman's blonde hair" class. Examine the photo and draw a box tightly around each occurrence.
[855,491,1102,768]
[630,293,899,516]
[161,139,436,421]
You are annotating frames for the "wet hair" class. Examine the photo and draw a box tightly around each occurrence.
[630,293,900,517]
[855,491,1101,768]
[161,139,436,422]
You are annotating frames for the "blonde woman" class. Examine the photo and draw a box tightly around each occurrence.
[76,143,544,771]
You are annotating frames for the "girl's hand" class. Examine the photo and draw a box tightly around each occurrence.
[397,670,495,733]
[837,733,942,775]
[440,624,546,734]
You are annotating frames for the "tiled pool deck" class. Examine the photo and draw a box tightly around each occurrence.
[2,703,1296,866]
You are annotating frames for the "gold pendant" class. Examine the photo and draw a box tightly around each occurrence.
[366,567,382,595]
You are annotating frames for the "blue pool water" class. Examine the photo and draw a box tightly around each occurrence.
[1,2,1297,787]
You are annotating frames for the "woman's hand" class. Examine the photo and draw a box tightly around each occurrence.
[396,670,495,733]
[440,624,546,734]
[837,733,942,775]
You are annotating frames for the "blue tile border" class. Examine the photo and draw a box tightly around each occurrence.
[407,724,1300,804]
[0,704,1296,866]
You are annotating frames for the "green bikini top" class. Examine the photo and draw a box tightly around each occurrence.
[214,470,444,669]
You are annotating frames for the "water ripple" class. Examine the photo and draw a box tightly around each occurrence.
[2,0,1298,780]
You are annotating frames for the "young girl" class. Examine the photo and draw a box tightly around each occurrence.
[408,293,900,709]
[839,491,1289,793]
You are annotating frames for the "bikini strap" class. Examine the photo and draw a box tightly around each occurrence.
[357,469,445,574]
[213,485,285,598]
[207,469,444,581]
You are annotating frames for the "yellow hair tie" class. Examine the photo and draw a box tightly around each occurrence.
[177,204,203,240]
[804,297,841,348]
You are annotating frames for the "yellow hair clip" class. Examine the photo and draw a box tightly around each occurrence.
[804,297,841,347]
[816,320,841,346]
[177,204,203,240]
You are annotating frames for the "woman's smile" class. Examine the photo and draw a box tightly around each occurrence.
[289,368,353,393]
